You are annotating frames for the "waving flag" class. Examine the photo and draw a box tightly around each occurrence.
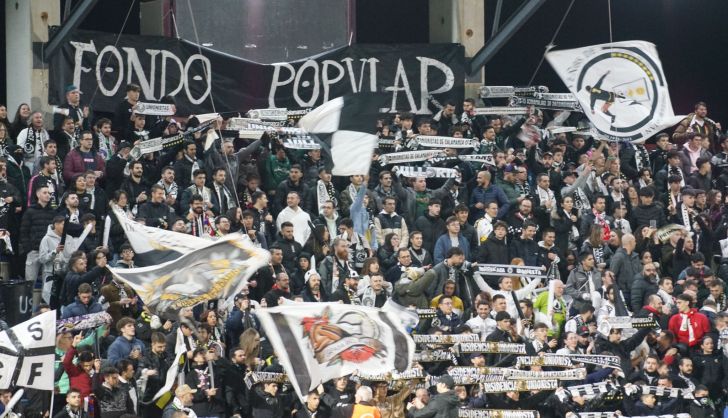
[109,235,269,317]
[297,93,386,176]
[257,303,415,400]
[546,41,682,143]
[111,207,209,266]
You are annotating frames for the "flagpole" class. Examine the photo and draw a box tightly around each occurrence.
[49,390,55,418]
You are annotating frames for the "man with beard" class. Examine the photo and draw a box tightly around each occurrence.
[359,273,390,308]
[63,130,105,184]
[424,248,473,305]
[204,137,262,194]
[30,158,60,209]
[138,184,174,229]
[186,194,212,237]
[673,101,721,148]
[466,301,497,340]
[579,195,613,241]
[136,332,171,418]
[263,272,292,307]
[302,270,328,302]
[319,237,356,295]
[630,262,660,313]
[308,167,339,217]
[276,191,311,246]
[275,164,308,214]
[330,273,360,305]
[627,355,660,385]
[507,198,537,239]
[224,347,251,418]
[120,161,150,213]
[174,141,204,190]
[213,215,232,236]
[275,222,302,273]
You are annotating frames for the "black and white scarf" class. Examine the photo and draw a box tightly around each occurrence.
[316,180,337,215]
[669,165,686,188]
[633,144,650,171]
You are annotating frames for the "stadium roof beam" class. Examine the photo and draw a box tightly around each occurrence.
[467,0,546,76]
[44,0,99,60]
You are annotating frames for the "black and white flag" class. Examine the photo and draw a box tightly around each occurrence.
[112,207,209,266]
[546,41,682,143]
[0,310,57,391]
[257,303,415,401]
[109,235,270,317]
[298,93,386,176]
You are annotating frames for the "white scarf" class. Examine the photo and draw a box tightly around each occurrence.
[536,186,554,207]
[475,214,494,243]
[214,183,233,212]
[171,397,198,418]
[680,203,693,232]
[185,154,200,182]
[679,312,695,345]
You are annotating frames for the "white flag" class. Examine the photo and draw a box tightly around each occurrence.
[546,41,683,143]
[109,235,270,317]
[0,310,57,391]
[257,303,415,401]
[112,207,209,266]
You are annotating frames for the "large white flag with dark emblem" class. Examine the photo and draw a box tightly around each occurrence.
[546,41,683,143]
[257,303,415,400]
[0,310,57,391]
[109,235,269,317]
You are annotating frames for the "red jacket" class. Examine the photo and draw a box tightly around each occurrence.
[668,308,710,347]
[63,147,106,184]
[62,346,93,398]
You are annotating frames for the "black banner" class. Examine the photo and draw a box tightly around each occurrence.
[49,30,465,116]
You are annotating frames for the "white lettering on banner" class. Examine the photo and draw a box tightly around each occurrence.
[269,56,455,114]
[71,41,212,103]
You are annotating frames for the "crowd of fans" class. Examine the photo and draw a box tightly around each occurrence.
[0,84,727,418]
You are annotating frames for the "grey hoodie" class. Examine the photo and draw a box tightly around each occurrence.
[38,225,63,278]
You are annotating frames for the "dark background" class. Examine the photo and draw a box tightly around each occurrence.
[358,0,728,124]
[2,0,727,123]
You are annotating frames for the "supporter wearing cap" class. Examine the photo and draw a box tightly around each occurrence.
[53,83,90,134]
[655,149,685,192]
[330,270,360,305]
[495,164,520,206]
[407,374,457,416]
[162,384,197,417]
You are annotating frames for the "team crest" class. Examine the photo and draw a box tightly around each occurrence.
[546,41,682,143]
[301,306,387,365]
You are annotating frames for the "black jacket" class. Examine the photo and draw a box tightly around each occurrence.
[275,236,303,273]
[593,328,651,373]
[137,201,175,228]
[630,202,667,231]
[414,213,446,254]
[408,390,459,418]
[20,202,56,253]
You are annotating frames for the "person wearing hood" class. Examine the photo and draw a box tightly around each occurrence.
[414,198,446,255]
[668,293,711,348]
[406,375,458,418]
[302,267,329,303]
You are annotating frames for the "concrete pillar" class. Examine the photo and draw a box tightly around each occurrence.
[6,0,59,126]
[429,0,485,101]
